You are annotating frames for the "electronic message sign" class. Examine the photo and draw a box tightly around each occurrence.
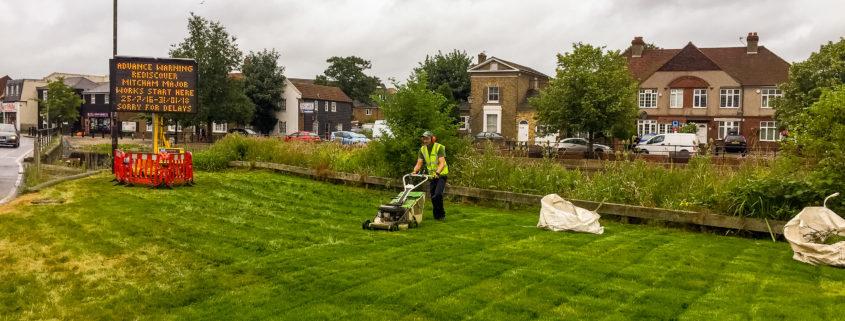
[110,56,197,113]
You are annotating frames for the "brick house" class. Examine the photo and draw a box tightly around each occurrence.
[468,53,549,142]
[624,33,790,148]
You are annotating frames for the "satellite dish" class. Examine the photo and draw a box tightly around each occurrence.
[639,111,648,120]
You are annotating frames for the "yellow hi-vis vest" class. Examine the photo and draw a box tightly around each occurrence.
[421,142,448,176]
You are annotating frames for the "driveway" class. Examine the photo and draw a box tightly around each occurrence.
[0,137,34,204]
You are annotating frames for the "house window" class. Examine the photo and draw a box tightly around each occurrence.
[280,99,286,112]
[637,119,657,136]
[669,89,683,108]
[104,94,109,104]
[336,123,343,131]
[331,102,336,112]
[213,122,227,133]
[365,109,372,116]
[487,86,499,103]
[761,88,782,108]
[718,121,740,139]
[638,89,657,108]
[720,89,741,108]
[693,89,707,108]
[90,94,96,104]
[279,121,286,134]
[483,106,501,133]
[146,122,153,132]
[42,90,48,101]
[658,123,672,134]
[323,101,328,112]
[760,121,781,141]
[459,116,469,130]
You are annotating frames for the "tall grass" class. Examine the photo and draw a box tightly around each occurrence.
[192,135,837,220]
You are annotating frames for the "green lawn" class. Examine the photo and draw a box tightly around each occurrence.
[1,170,843,320]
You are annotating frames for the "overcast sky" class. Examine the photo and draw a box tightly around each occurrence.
[2,0,843,83]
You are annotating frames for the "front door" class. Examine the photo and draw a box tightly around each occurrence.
[696,123,708,144]
[517,120,529,142]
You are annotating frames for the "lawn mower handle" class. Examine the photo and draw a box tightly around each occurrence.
[403,173,430,189]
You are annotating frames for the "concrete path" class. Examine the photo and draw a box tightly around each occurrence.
[0,137,34,205]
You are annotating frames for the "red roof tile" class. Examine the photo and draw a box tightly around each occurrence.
[658,43,720,72]
[625,43,790,86]
[623,48,681,82]
[699,46,790,86]
[293,82,352,102]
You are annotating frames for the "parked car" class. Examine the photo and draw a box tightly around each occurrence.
[285,131,321,142]
[721,133,748,154]
[0,124,20,148]
[227,128,258,136]
[330,131,371,145]
[636,133,699,156]
[473,132,505,142]
[555,138,612,153]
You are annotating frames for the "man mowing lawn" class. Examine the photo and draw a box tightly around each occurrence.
[414,130,448,221]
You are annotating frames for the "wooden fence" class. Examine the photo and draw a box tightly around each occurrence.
[229,161,787,235]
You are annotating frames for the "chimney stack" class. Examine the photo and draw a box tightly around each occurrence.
[746,32,759,54]
[631,37,645,57]
[478,52,487,64]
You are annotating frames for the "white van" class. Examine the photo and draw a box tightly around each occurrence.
[372,120,392,140]
[636,133,700,156]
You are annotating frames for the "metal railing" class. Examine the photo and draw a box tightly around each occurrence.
[35,127,59,154]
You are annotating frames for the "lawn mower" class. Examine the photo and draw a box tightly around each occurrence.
[363,173,429,231]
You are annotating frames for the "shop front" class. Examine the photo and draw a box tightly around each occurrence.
[86,112,110,135]
[0,102,19,129]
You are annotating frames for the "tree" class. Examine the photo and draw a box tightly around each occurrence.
[170,13,254,142]
[372,73,466,176]
[679,123,698,134]
[39,77,83,132]
[412,50,472,103]
[625,42,662,52]
[789,86,845,168]
[775,38,845,128]
[314,56,381,103]
[530,43,639,156]
[243,49,286,135]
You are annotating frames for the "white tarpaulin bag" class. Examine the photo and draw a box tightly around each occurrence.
[783,193,845,267]
[538,194,604,234]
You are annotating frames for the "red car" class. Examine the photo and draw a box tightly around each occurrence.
[285,131,321,142]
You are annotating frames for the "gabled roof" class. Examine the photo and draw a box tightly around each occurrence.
[658,43,721,72]
[625,42,790,86]
[292,82,352,102]
[469,57,549,78]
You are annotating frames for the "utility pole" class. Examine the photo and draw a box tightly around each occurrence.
[111,0,118,173]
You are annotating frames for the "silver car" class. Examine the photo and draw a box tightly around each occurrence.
[555,138,612,153]
[0,124,20,148]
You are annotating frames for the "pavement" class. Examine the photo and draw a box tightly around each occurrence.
[0,137,34,205]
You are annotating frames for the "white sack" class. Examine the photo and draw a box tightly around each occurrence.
[783,205,845,267]
[538,194,604,234]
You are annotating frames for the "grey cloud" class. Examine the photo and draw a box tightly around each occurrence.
[1,0,843,81]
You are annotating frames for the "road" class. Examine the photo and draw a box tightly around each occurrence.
[0,137,34,205]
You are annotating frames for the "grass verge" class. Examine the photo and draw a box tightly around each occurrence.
[1,170,843,320]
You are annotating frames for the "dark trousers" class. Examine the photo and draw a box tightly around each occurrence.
[430,176,447,219]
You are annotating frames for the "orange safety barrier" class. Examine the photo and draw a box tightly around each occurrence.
[113,150,194,187]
